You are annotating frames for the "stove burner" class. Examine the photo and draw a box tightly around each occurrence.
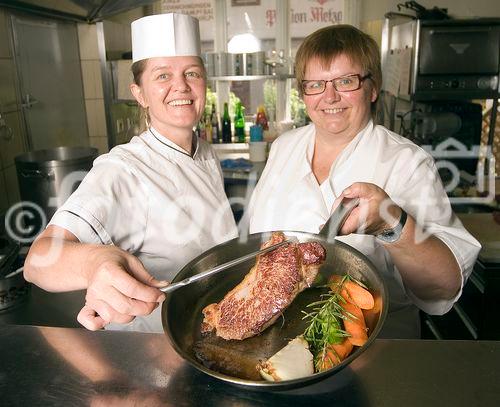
[0,282,30,310]
[0,258,30,311]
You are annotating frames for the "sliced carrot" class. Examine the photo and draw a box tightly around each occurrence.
[330,339,354,361]
[362,293,383,332]
[342,302,368,347]
[318,339,354,371]
[318,351,336,371]
[329,275,375,310]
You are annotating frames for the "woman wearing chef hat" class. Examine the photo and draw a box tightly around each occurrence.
[24,13,238,332]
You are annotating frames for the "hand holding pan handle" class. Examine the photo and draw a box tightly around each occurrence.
[319,197,360,240]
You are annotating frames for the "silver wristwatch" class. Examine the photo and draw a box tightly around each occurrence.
[376,209,407,243]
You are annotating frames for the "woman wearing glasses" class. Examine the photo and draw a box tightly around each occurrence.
[247,25,480,338]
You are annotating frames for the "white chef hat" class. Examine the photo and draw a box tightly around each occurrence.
[131,13,201,63]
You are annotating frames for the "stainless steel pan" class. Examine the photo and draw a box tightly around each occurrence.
[162,201,388,390]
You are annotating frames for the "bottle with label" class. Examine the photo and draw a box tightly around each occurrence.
[221,102,232,143]
[265,106,278,142]
[194,121,201,139]
[256,105,269,131]
[234,102,245,143]
[210,103,219,143]
[199,116,206,141]
[204,111,212,143]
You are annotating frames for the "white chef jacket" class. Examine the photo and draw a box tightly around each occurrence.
[248,120,481,338]
[50,128,238,332]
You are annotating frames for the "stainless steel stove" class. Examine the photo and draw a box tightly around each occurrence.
[0,239,84,327]
[0,239,30,311]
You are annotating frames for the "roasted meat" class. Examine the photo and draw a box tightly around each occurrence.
[201,232,326,340]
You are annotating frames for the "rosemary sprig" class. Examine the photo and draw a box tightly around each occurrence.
[302,274,356,372]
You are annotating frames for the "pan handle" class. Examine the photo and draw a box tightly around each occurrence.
[318,197,360,239]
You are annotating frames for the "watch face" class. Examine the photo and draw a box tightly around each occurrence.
[376,209,407,243]
[378,229,399,243]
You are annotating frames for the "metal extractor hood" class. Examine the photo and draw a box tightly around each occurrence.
[0,0,156,22]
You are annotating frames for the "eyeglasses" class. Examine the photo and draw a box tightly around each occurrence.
[301,74,371,95]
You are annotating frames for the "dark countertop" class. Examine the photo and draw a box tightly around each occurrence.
[457,213,500,264]
[0,324,498,407]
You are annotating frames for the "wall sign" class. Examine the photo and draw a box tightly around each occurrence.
[160,0,347,41]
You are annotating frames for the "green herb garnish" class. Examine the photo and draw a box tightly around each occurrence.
[302,274,352,372]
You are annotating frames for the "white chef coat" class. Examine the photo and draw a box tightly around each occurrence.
[248,120,481,338]
[50,128,238,332]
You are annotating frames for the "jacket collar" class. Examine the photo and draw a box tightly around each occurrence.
[299,120,374,185]
[148,126,199,160]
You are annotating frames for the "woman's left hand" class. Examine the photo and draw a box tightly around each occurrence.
[335,182,402,236]
[335,182,462,301]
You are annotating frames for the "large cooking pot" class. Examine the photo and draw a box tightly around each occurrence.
[14,146,98,239]
[162,204,388,390]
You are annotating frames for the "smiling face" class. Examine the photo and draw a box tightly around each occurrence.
[302,54,377,144]
[130,56,206,137]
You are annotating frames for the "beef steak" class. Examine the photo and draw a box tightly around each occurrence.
[201,232,326,340]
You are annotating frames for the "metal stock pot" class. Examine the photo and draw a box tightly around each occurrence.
[14,146,97,238]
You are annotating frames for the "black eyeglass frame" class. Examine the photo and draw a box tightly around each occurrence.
[301,73,372,95]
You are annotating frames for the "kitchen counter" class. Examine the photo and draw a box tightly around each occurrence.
[457,212,500,264]
[457,212,500,339]
[418,211,500,340]
[212,143,267,183]
[1,324,498,406]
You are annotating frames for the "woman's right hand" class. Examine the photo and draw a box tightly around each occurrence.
[77,245,167,330]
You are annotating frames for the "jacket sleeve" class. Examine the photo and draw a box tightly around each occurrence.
[391,153,481,315]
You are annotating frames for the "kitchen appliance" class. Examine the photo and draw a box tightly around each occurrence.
[13,147,98,241]
[383,18,498,183]
[0,0,158,22]
[383,18,500,100]
[409,101,483,177]
[0,236,28,311]
[0,267,29,311]
[0,236,19,278]
[411,19,500,101]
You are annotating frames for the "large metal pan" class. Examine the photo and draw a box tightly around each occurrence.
[162,207,388,390]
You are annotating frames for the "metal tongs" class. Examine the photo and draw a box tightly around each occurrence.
[160,239,292,293]
[160,197,360,294]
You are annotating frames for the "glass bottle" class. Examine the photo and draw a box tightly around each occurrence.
[221,102,232,143]
[194,121,201,139]
[204,111,212,143]
[234,102,245,143]
[210,103,219,144]
[256,105,269,131]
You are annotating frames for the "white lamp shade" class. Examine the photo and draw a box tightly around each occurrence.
[227,33,262,53]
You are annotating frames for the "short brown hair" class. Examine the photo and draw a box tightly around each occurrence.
[295,25,382,100]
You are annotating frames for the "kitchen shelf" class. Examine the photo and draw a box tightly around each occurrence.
[208,74,294,81]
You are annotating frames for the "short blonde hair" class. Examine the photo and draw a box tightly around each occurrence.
[295,25,382,102]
